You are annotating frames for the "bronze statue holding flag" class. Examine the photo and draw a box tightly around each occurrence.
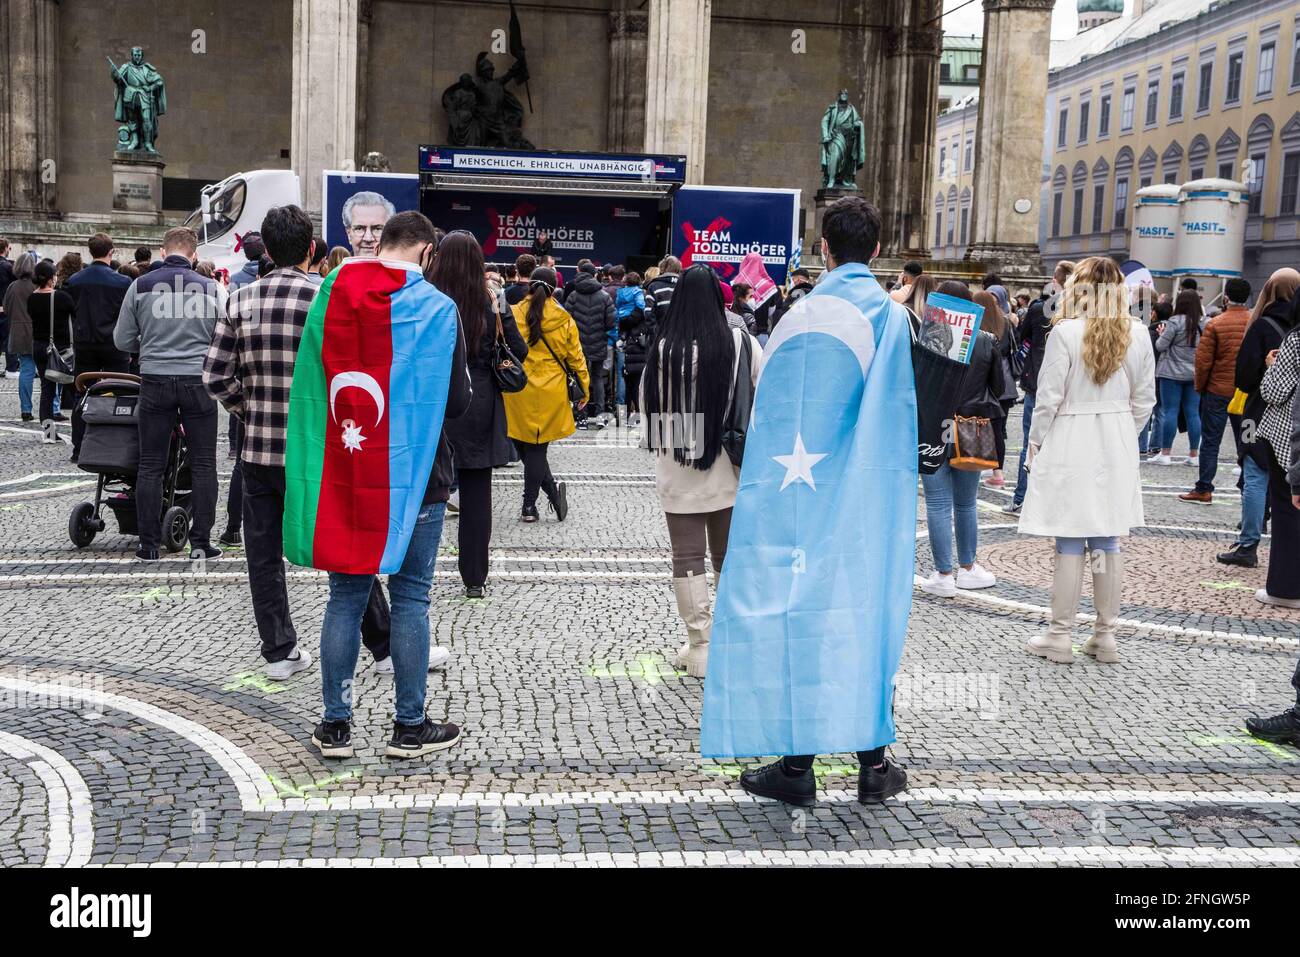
[108,47,166,153]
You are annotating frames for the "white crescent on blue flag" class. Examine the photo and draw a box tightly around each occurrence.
[700,262,918,758]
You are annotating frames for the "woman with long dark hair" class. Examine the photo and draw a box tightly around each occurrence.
[430,232,528,596]
[644,264,761,676]
[503,266,589,523]
[28,259,76,443]
[1151,289,1205,465]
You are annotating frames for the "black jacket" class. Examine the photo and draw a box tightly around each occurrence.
[444,304,528,470]
[0,256,13,314]
[955,331,1006,420]
[1018,293,1058,394]
[530,237,553,260]
[64,261,132,345]
[563,273,615,362]
[1236,296,1295,468]
[422,320,473,505]
[626,273,677,376]
[771,281,813,331]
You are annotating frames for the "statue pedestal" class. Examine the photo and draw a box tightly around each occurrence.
[812,186,862,247]
[112,152,165,225]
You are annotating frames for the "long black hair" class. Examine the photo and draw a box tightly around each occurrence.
[524,266,557,345]
[643,264,735,471]
[427,231,491,358]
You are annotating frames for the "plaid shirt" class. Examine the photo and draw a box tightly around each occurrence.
[203,267,318,468]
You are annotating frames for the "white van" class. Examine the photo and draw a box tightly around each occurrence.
[184,169,302,273]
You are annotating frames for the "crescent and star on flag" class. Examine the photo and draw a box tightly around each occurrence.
[329,371,386,455]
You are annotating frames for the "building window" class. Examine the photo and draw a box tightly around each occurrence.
[1281,151,1300,214]
[1191,166,1204,180]
[947,205,956,245]
[1257,41,1275,96]
[960,207,969,245]
[1248,153,1265,214]
[1197,60,1213,112]
[934,213,943,248]
[1072,187,1084,235]
[1144,79,1159,126]
[1140,175,1152,189]
[1121,87,1135,131]
[1226,50,1243,103]
[1113,177,1129,228]
[939,145,947,176]
[1164,171,1178,184]
[1058,107,1069,148]
[1293,31,1300,89]
[1218,160,1235,179]
[940,62,951,82]
[1169,72,1184,119]
[1078,101,1090,143]
[1092,183,1105,233]
[1052,191,1063,237]
[964,135,973,172]
[1099,95,1111,137]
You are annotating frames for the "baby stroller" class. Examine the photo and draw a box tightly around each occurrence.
[68,372,193,550]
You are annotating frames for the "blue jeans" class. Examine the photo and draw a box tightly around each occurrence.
[922,462,981,573]
[1196,392,1230,492]
[1012,391,1035,506]
[1139,386,1161,453]
[17,354,34,415]
[1157,378,1201,452]
[1056,536,1120,555]
[1237,456,1269,548]
[615,347,626,407]
[320,501,446,726]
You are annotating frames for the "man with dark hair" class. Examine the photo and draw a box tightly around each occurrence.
[115,226,225,562]
[505,253,536,305]
[229,231,265,291]
[133,246,152,267]
[530,230,553,261]
[706,195,916,807]
[1183,277,1249,508]
[0,238,16,376]
[563,259,615,429]
[1004,259,1076,514]
[1180,276,1200,292]
[889,259,925,304]
[307,234,328,284]
[64,232,131,460]
[771,267,815,334]
[981,271,1003,289]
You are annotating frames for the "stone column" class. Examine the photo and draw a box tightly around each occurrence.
[644,0,710,183]
[965,0,1056,271]
[607,3,648,154]
[878,0,942,257]
[292,0,358,214]
[0,0,59,217]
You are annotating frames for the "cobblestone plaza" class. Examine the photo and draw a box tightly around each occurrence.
[1,380,1297,869]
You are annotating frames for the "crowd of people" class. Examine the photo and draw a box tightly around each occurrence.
[1,189,1298,786]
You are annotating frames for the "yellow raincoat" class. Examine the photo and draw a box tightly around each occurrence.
[504,295,590,444]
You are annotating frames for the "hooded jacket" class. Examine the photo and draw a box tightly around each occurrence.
[562,272,615,363]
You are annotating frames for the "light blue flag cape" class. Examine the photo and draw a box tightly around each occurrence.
[700,261,918,758]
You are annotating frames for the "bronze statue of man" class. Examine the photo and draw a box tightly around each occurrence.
[109,46,167,153]
[820,89,865,190]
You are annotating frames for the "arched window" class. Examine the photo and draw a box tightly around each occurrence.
[1138,147,1157,189]
[1070,162,1088,235]
[959,186,972,245]
[1051,166,1067,237]
[1113,147,1134,228]
[1161,140,1184,184]
[1091,157,1110,233]
[1216,127,1241,180]
[1187,134,1210,181]
[1246,114,1275,215]
[1280,112,1300,216]
[934,192,945,249]
[946,185,958,246]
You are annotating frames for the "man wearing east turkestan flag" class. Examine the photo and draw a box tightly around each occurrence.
[284,211,471,760]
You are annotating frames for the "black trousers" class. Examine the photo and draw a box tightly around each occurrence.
[513,439,555,508]
[1265,445,1300,601]
[624,369,643,414]
[582,358,606,420]
[243,462,390,663]
[457,466,494,587]
[32,341,74,425]
[71,342,129,454]
[224,417,243,536]
[136,375,218,551]
[784,748,886,772]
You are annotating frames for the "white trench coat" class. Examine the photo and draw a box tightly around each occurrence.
[1018,318,1157,538]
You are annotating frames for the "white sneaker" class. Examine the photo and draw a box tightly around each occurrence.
[1256,589,1300,609]
[919,570,957,597]
[1232,465,1242,477]
[1148,454,1173,466]
[446,490,460,515]
[956,563,997,590]
[266,648,313,680]
[377,645,452,676]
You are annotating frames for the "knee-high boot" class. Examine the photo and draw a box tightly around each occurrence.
[671,571,712,678]
[1026,552,1085,664]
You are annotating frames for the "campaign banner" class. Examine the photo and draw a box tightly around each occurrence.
[322,172,419,257]
[422,188,659,277]
[919,292,984,364]
[670,185,801,284]
[419,146,687,183]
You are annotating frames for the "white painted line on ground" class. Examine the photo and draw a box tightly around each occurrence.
[0,730,95,867]
[109,846,1300,867]
[0,480,96,500]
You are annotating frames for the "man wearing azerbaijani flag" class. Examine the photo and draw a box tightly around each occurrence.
[700,197,918,806]
[283,211,471,760]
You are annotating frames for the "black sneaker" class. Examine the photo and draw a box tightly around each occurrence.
[218,529,242,547]
[1245,708,1300,746]
[311,720,354,759]
[21,413,33,422]
[739,759,816,807]
[547,480,569,522]
[190,544,223,561]
[521,503,539,523]
[134,547,161,562]
[385,718,461,758]
[1216,543,1258,567]
[52,413,67,422]
[576,418,588,430]
[858,757,909,804]
[69,452,79,464]
[465,584,485,599]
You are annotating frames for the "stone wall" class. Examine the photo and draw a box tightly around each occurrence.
[56,0,293,216]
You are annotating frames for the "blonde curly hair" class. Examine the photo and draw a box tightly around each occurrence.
[1053,256,1132,384]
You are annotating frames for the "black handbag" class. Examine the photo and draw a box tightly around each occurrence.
[539,332,586,403]
[43,293,75,384]
[491,306,527,394]
[722,332,754,467]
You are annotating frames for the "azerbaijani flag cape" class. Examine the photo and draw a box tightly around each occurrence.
[700,262,918,758]
[284,258,459,575]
